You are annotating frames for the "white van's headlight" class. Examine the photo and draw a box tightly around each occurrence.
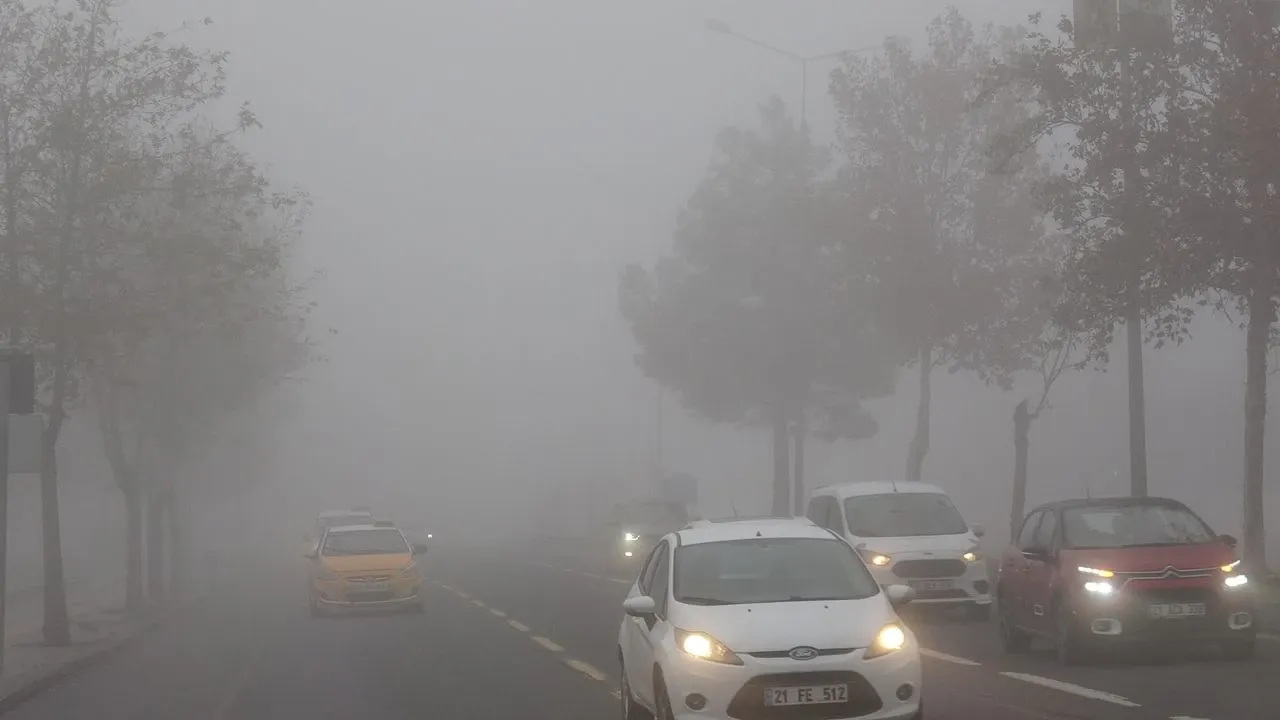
[858,548,892,567]
[863,623,907,659]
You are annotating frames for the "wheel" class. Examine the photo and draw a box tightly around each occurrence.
[1053,601,1088,665]
[997,596,1030,653]
[309,596,324,618]
[653,672,675,720]
[966,603,991,622]
[1221,639,1255,661]
[618,656,653,720]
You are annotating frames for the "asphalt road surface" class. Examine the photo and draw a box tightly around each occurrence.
[2,544,1276,719]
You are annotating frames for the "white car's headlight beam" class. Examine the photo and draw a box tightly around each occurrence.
[863,623,908,659]
[623,532,639,543]
[674,629,743,665]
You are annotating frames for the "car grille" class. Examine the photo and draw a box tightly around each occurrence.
[747,648,855,659]
[725,671,882,720]
[346,591,393,603]
[345,575,393,583]
[892,559,966,579]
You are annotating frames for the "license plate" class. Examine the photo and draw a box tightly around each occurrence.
[908,579,954,592]
[1148,602,1206,619]
[351,581,389,592]
[763,684,847,706]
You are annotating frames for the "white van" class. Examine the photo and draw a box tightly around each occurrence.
[807,481,991,620]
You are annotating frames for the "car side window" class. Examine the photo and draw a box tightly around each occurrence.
[1017,512,1042,549]
[648,542,670,617]
[805,496,828,526]
[1034,511,1058,552]
[637,542,663,593]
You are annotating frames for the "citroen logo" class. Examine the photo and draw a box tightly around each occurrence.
[788,646,818,660]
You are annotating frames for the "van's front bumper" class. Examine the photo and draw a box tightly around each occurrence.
[870,555,991,607]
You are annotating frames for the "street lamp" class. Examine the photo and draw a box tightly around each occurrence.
[703,19,879,130]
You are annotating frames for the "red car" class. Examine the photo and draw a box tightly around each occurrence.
[997,496,1255,664]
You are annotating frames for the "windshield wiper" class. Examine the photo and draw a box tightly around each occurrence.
[678,596,733,606]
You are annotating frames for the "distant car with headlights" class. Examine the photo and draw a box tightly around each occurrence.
[306,523,428,616]
[617,517,922,720]
[997,496,1255,664]
[807,481,991,620]
[606,500,690,565]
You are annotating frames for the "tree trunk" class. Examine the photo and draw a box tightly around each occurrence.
[791,415,806,516]
[906,345,932,483]
[124,489,144,614]
[1011,400,1031,542]
[771,403,790,515]
[1242,282,1273,574]
[1124,299,1149,497]
[39,419,70,645]
[167,485,191,600]
[146,490,165,603]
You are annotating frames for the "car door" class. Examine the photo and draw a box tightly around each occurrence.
[1022,509,1060,633]
[630,540,670,706]
[623,541,664,703]
[1002,511,1041,625]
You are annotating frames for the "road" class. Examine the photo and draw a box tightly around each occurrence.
[1,544,1275,720]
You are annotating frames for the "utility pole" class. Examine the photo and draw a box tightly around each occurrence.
[0,351,34,676]
[654,386,664,490]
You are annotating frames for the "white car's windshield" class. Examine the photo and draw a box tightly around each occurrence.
[672,538,878,605]
[844,493,969,537]
[1062,504,1215,549]
[321,529,409,556]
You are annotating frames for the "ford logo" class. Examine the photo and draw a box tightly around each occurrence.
[788,646,818,661]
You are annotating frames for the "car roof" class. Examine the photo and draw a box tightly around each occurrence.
[324,524,401,534]
[677,519,837,546]
[317,509,373,519]
[814,481,948,499]
[1031,496,1191,513]
[686,515,814,528]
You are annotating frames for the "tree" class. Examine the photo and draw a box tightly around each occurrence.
[830,10,1043,483]
[1157,0,1280,573]
[21,0,230,641]
[620,97,896,514]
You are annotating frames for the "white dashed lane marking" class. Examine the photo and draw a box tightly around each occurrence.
[470,599,485,607]
[455,591,470,599]
[565,658,608,682]
[508,619,531,633]
[532,636,565,652]
[489,608,506,618]
[920,649,980,666]
[1000,672,1140,707]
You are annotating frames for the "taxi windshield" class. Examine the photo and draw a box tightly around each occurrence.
[321,529,410,556]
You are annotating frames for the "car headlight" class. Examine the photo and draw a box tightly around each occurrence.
[962,551,979,562]
[863,623,908,659]
[1083,581,1114,595]
[859,549,891,567]
[315,567,339,581]
[1077,566,1114,578]
[623,533,639,543]
[674,629,743,665]
[1225,574,1248,588]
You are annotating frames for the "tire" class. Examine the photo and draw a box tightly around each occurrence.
[309,596,323,618]
[1221,639,1255,661]
[1053,601,1088,665]
[618,656,653,720]
[997,596,1031,653]
[966,603,991,622]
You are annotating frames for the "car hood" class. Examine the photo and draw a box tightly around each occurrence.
[1063,544,1234,573]
[676,598,897,654]
[854,533,978,556]
[321,554,414,573]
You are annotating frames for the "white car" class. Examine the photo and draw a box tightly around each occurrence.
[807,482,991,620]
[616,517,922,720]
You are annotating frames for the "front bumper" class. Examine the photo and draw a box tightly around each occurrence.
[870,556,991,607]
[661,642,922,720]
[311,577,423,609]
[1068,582,1256,646]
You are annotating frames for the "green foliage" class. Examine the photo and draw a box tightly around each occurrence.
[620,96,896,441]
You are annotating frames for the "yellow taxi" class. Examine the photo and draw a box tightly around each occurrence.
[306,521,427,616]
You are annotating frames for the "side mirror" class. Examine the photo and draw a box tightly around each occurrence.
[970,524,986,539]
[413,544,429,555]
[622,595,657,618]
[1219,534,1238,549]
[885,584,916,608]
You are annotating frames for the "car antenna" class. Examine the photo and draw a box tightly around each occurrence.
[730,496,739,518]
[890,476,900,493]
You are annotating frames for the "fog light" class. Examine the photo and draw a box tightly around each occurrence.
[685,693,707,710]
[1229,612,1252,630]
[624,551,633,557]
[1090,619,1121,635]
[896,684,914,701]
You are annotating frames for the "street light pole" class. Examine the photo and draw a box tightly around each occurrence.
[703,19,877,132]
